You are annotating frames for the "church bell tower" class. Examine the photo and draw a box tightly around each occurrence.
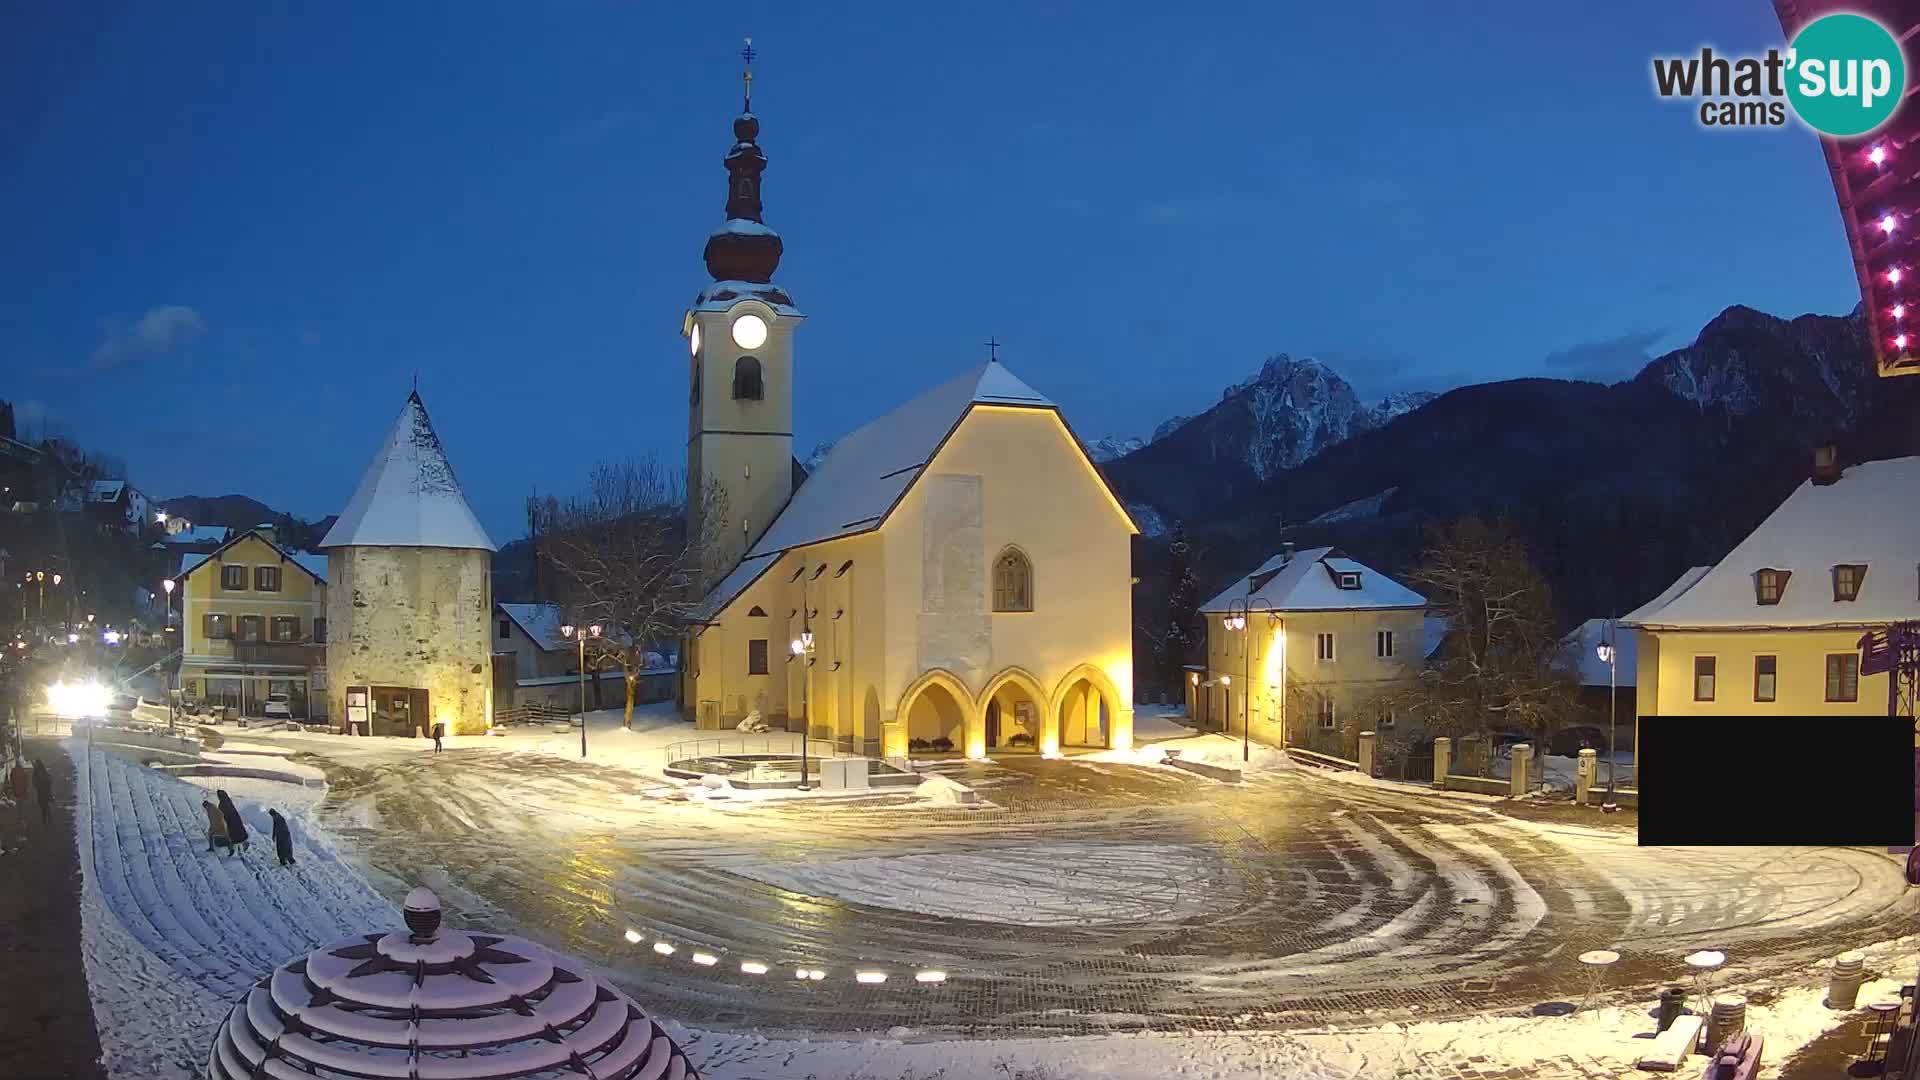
[686,40,803,591]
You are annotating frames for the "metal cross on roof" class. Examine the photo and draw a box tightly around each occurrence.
[741,38,756,111]
[986,337,1001,362]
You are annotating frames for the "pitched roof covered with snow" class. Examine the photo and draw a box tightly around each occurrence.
[1623,455,1920,629]
[164,525,230,547]
[497,603,567,651]
[176,528,327,585]
[88,479,126,501]
[697,360,1130,619]
[1200,546,1426,613]
[319,392,495,552]
[1559,617,1637,687]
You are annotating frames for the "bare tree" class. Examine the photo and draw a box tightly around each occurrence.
[1397,517,1574,767]
[534,459,729,728]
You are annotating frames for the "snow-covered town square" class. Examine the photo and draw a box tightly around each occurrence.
[8,4,1920,1079]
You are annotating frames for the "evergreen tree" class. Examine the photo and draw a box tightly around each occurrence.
[1159,521,1199,698]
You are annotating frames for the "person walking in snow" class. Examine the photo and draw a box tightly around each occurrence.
[430,721,444,753]
[203,799,231,853]
[215,789,248,854]
[31,759,52,826]
[268,808,295,866]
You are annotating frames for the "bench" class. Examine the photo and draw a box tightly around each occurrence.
[1636,1014,1703,1071]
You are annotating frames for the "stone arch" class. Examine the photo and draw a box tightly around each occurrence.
[1052,663,1128,752]
[897,668,978,757]
[978,666,1051,754]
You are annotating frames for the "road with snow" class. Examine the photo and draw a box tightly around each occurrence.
[302,743,1918,1039]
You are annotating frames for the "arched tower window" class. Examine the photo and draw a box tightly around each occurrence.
[733,355,764,400]
[992,547,1033,612]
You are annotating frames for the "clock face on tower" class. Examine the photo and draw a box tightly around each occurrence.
[690,323,702,357]
[731,313,768,350]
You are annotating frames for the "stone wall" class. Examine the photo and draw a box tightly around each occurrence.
[326,546,493,735]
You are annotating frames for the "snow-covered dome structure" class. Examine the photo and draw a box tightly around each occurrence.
[204,889,700,1079]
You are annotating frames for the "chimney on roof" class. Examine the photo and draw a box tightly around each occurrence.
[1811,442,1841,486]
[1281,542,1296,562]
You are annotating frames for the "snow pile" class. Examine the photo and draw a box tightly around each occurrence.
[736,710,770,734]
[915,772,974,805]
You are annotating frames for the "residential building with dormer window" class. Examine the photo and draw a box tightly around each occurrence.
[1623,452,1920,726]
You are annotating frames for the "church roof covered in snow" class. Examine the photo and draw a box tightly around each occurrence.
[696,360,1132,619]
[1199,546,1426,614]
[1622,455,1920,629]
[319,392,495,552]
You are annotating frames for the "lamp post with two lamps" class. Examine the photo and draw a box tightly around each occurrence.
[560,622,602,759]
[1595,618,1619,813]
[162,578,178,732]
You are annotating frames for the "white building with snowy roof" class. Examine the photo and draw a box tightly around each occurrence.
[1622,452,1919,721]
[1190,545,1432,757]
[320,391,496,736]
[679,87,1138,758]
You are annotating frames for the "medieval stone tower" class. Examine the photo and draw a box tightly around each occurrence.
[320,391,496,736]
[684,47,803,593]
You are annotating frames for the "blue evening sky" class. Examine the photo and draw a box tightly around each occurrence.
[0,2,1861,542]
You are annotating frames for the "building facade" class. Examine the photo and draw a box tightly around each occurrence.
[175,527,328,718]
[679,89,1137,759]
[321,392,496,737]
[1624,454,1919,732]
[1191,546,1431,757]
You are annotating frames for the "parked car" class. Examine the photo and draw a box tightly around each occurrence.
[263,693,293,719]
[1549,725,1607,757]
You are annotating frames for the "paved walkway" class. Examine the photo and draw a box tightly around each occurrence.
[0,738,104,1079]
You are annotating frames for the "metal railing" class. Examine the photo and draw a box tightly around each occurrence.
[662,734,859,763]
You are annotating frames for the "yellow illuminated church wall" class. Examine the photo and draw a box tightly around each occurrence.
[687,403,1136,758]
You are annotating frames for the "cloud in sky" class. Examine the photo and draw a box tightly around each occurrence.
[1542,327,1667,382]
[91,304,206,369]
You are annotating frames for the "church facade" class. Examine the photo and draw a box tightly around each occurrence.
[680,81,1137,759]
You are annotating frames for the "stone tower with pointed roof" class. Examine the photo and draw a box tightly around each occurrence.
[320,392,496,736]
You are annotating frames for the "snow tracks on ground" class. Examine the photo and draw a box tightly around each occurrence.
[67,743,393,1078]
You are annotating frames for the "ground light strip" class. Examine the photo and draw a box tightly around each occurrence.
[635,934,944,987]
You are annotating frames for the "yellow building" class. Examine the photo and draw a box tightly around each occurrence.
[174,526,329,719]
[1191,546,1433,756]
[1624,454,1919,727]
[680,96,1137,759]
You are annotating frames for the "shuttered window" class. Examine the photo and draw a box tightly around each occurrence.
[255,566,281,592]
[271,616,300,642]
[237,615,264,643]
[1826,654,1860,702]
[203,613,230,640]
[222,565,247,591]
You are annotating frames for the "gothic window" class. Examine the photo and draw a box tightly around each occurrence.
[992,547,1033,612]
[733,356,763,400]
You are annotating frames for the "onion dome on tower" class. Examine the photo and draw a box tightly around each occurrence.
[204,887,703,1079]
[697,38,797,315]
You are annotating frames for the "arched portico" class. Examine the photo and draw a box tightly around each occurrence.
[895,668,980,757]
[978,667,1051,755]
[1052,663,1133,753]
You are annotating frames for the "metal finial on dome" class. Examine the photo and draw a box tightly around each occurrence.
[704,40,784,283]
[403,886,441,940]
[741,37,756,112]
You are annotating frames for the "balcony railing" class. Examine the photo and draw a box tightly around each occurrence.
[193,639,322,665]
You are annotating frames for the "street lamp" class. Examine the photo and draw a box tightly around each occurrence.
[789,632,815,789]
[1596,619,1619,813]
[162,579,178,732]
[1225,597,1279,762]
[560,622,602,759]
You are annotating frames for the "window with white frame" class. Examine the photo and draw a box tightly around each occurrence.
[1318,696,1337,729]
[1316,632,1335,662]
[1376,629,1394,658]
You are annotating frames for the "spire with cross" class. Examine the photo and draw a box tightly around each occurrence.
[985,337,1001,363]
[741,37,756,113]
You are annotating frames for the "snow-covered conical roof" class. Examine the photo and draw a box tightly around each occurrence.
[319,392,495,552]
[204,889,702,1079]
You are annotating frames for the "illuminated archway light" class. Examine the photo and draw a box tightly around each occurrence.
[855,971,888,984]
[691,952,718,967]
[740,961,769,975]
[794,968,826,981]
[915,970,947,983]
[653,941,676,956]
[623,929,642,944]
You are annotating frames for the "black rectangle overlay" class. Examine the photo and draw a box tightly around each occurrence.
[1638,715,1913,847]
